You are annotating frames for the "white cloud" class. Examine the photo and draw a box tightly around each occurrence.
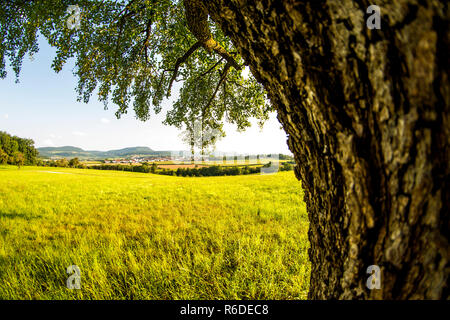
[43,139,55,147]
[3,114,8,119]
[100,118,110,124]
[72,131,87,136]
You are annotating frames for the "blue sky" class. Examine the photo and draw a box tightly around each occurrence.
[0,37,291,154]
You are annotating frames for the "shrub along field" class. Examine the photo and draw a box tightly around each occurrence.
[0,165,309,299]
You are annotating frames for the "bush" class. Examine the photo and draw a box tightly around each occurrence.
[280,162,294,171]
[0,148,8,164]
[172,165,259,177]
[73,162,263,177]
[68,158,80,168]
[13,152,25,168]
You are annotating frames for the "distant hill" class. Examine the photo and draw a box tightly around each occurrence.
[37,146,84,152]
[37,146,171,160]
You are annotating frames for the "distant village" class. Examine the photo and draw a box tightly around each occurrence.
[104,156,173,164]
[102,153,292,165]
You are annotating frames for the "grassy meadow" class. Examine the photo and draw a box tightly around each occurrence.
[0,165,309,299]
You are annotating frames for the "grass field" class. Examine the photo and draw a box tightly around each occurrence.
[0,165,309,299]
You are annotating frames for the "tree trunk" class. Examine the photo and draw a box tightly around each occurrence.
[203,0,449,299]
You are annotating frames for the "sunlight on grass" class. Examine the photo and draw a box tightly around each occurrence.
[0,165,309,299]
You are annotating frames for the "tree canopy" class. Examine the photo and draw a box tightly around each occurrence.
[0,0,271,142]
[0,131,38,165]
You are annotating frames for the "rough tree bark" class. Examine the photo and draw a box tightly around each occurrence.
[195,0,449,299]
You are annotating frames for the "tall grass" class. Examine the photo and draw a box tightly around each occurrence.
[0,165,309,299]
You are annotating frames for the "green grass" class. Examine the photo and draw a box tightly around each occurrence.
[0,165,309,299]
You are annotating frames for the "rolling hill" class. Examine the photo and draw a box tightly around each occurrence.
[37,146,171,159]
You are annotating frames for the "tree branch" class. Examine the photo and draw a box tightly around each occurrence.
[204,39,241,70]
[140,18,153,63]
[166,41,201,97]
[156,70,169,95]
[113,0,144,24]
[183,0,241,71]
[204,62,231,112]
[199,58,224,78]
[223,78,226,109]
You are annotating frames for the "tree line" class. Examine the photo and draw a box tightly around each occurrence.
[0,131,38,167]
[39,157,86,169]
[86,161,294,177]
[40,157,295,176]
[88,163,261,176]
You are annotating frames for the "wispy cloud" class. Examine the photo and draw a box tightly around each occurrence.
[72,131,87,136]
[100,118,110,124]
[3,114,8,119]
[43,139,55,147]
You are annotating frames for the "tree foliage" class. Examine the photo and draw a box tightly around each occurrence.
[0,131,38,165]
[0,0,272,141]
[13,151,25,168]
[41,157,86,168]
[68,157,80,167]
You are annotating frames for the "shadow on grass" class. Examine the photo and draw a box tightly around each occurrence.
[0,211,42,220]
